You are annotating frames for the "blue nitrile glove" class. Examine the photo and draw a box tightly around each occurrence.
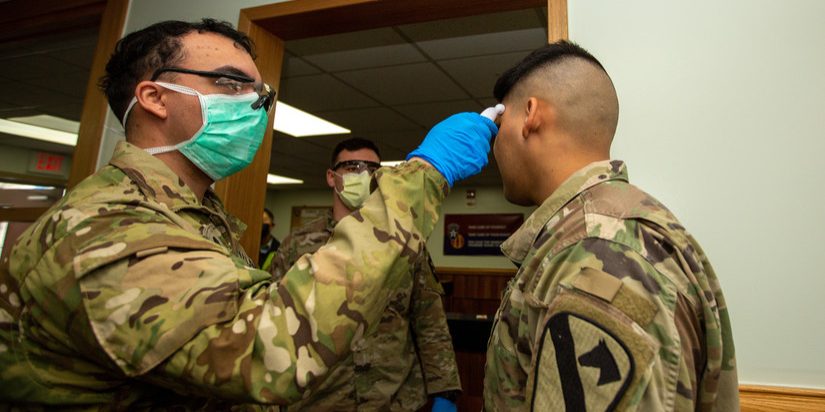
[406,112,498,187]
[432,396,457,412]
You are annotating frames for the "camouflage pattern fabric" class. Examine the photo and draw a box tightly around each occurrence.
[269,213,335,282]
[484,160,739,411]
[270,212,461,411]
[0,141,447,409]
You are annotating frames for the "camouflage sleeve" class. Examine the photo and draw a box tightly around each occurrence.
[269,233,297,282]
[410,252,461,396]
[523,237,688,412]
[78,161,448,404]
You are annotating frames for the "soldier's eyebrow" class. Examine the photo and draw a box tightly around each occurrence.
[213,65,262,91]
[212,65,255,82]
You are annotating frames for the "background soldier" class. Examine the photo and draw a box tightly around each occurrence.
[259,208,280,272]
[271,137,461,411]
[484,41,739,411]
[0,19,497,408]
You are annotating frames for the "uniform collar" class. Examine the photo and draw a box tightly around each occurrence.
[108,140,212,211]
[500,160,628,264]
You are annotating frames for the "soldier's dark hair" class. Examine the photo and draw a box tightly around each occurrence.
[263,208,274,221]
[331,138,381,166]
[493,40,606,102]
[100,18,256,125]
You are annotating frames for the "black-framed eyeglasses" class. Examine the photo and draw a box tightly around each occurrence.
[332,160,381,175]
[151,66,276,112]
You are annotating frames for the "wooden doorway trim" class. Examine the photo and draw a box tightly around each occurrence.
[223,0,567,261]
[67,0,130,189]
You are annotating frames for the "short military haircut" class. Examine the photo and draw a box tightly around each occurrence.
[100,18,255,126]
[493,41,606,102]
[330,137,381,166]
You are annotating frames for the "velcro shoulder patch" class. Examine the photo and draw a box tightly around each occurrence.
[529,291,658,412]
[571,267,622,302]
[569,267,658,327]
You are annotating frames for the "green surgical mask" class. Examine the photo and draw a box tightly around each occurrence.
[136,81,269,180]
[335,171,372,209]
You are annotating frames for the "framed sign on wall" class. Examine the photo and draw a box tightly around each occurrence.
[443,213,524,256]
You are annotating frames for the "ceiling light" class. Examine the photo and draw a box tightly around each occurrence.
[380,160,404,167]
[9,115,80,133]
[0,183,57,190]
[273,101,350,137]
[267,174,304,185]
[0,118,78,146]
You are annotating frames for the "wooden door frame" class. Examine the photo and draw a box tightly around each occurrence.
[222,0,568,262]
[67,0,130,189]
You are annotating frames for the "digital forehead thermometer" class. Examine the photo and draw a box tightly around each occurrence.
[480,103,505,121]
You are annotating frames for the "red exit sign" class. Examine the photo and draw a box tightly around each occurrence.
[35,152,63,171]
[28,152,66,175]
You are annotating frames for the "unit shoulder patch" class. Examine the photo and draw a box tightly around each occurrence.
[530,291,658,411]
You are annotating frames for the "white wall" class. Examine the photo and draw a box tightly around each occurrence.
[121,0,825,389]
[569,0,825,388]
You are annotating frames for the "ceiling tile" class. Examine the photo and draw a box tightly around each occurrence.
[23,68,90,98]
[287,27,408,56]
[358,130,425,154]
[39,102,84,121]
[0,54,74,81]
[0,83,74,108]
[49,43,97,70]
[303,43,426,72]
[438,51,532,98]
[282,54,322,78]
[479,97,499,107]
[318,107,421,134]
[397,8,545,42]
[393,99,485,128]
[279,74,378,112]
[336,63,468,105]
[415,28,546,60]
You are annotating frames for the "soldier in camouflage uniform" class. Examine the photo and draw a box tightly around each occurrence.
[484,42,739,410]
[0,19,498,409]
[270,138,461,411]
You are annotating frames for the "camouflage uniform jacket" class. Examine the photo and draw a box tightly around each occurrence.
[270,213,461,411]
[484,160,738,411]
[0,141,447,409]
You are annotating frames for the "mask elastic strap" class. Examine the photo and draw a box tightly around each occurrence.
[145,144,182,155]
[140,82,205,156]
[121,82,199,127]
[121,97,138,127]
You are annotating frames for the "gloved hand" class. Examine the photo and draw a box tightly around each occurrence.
[432,396,457,412]
[406,110,500,187]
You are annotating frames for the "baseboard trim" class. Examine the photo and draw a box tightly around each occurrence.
[740,385,825,411]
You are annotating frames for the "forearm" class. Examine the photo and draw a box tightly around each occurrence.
[130,161,448,403]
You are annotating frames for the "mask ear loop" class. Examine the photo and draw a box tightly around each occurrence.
[141,82,208,155]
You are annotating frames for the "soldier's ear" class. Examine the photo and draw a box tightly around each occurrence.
[522,97,542,138]
[134,81,168,120]
[522,97,556,139]
[325,169,336,189]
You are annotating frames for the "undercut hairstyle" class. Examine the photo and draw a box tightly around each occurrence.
[100,18,255,125]
[493,41,606,102]
[330,138,381,166]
